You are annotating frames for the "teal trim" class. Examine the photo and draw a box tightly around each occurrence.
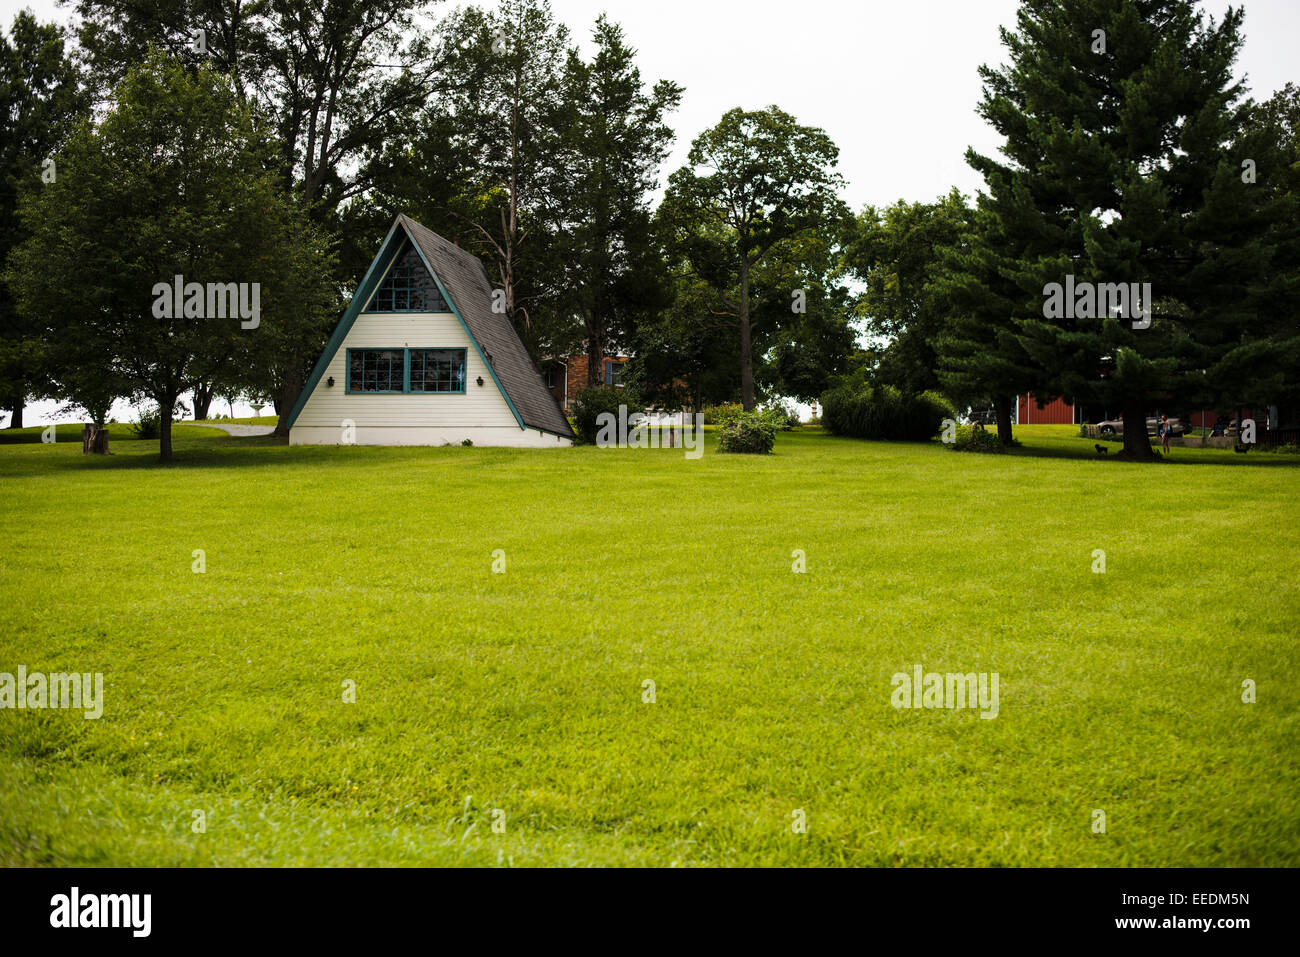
[284,220,406,430]
[286,217,521,431]
[401,223,527,432]
[343,348,403,395]
[343,347,468,396]
[364,244,449,313]
[408,348,468,395]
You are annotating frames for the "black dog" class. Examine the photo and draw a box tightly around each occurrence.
[1095,444,1109,455]
[1234,444,1249,454]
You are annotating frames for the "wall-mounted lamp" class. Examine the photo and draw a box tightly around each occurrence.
[476,377,484,387]
[327,376,335,388]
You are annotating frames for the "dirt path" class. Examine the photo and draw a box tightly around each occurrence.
[198,422,276,437]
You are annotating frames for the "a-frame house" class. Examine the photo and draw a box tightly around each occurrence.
[286,215,575,447]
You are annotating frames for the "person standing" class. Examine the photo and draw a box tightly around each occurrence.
[1160,414,1171,454]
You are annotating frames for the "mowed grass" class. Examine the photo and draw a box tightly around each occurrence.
[1,424,1297,867]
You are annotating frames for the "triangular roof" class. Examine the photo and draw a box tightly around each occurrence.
[285,215,574,439]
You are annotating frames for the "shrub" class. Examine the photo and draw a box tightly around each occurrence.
[820,375,952,442]
[571,386,641,445]
[757,400,800,431]
[703,402,744,427]
[947,423,1014,453]
[717,412,777,454]
[131,408,161,440]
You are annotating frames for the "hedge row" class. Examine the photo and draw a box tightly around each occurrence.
[821,380,951,442]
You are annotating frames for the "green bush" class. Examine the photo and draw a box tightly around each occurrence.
[130,408,161,440]
[717,412,777,454]
[571,386,641,445]
[703,403,744,427]
[820,374,952,442]
[757,401,800,431]
[947,423,1014,453]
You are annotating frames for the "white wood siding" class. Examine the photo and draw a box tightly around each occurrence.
[291,425,570,447]
[293,313,522,431]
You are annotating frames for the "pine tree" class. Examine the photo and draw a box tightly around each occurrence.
[557,16,682,387]
[966,0,1292,458]
[934,203,1039,445]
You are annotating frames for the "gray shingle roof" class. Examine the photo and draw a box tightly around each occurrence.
[400,215,574,440]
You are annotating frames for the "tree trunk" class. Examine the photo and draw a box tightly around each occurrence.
[159,399,175,461]
[192,382,214,421]
[995,396,1014,446]
[739,257,755,411]
[1122,402,1155,460]
[5,393,23,429]
[274,366,303,438]
[82,424,109,454]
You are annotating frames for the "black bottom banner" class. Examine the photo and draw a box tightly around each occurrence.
[0,866,1277,945]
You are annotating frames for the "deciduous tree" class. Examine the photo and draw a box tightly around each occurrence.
[6,52,335,460]
[663,107,847,410]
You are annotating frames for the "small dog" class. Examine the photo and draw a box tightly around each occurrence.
[1095,444,1109,455]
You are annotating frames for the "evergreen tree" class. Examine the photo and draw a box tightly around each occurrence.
[416,0,572,357]
[557,15,682,386]
[934,202,1040,444]
[967,0,1292,458]
[1217,83,1300,427]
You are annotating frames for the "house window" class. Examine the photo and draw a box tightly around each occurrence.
[349,349,405,393]
[347,349,466,394]
[410,349,467,394]
[366,243,449,313]
[604,359,626,387]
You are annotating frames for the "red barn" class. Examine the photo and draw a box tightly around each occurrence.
[1018,394,1079,425]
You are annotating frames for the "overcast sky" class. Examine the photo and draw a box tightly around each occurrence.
[8,0,1299,210]
[3,0,1297,423]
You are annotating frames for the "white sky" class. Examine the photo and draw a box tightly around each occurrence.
[4,0,1298,423]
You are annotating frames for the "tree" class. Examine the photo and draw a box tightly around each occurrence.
[969,0,1293,459]
[1214,83,1300,427]
[400,0,573,357]
[0,12,88,428]
[73,0,444,434]
[843,191,971,396]
[6,51,335,460]
[663,106,848,410]
[755,231,855,402]
[557,16,682,386]
[934,203,1040,445]
[628,267,740,412]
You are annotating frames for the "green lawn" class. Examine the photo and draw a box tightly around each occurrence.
[1,425,1297,866]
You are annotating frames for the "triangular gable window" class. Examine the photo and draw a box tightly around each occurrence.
[366,239,449,313]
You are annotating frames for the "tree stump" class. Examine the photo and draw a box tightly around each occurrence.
[82,425,109,455]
